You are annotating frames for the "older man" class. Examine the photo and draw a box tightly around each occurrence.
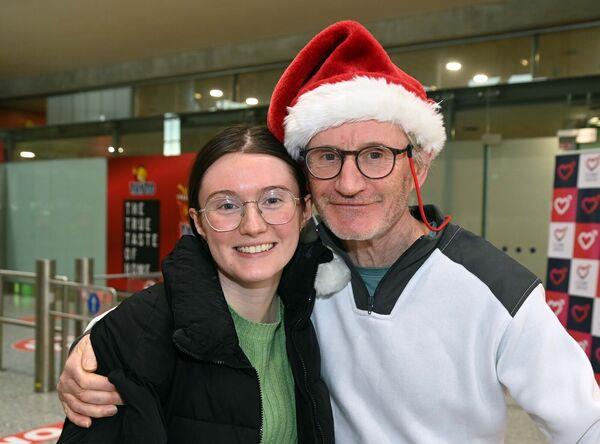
[58,21,600,443]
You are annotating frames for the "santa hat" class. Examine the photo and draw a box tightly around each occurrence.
[267,20,446,160]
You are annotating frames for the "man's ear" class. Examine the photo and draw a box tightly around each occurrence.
[415,165,430,188]
[411,150,434,189]
[189,208,206,238]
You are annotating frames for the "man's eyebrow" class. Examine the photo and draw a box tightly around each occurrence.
[310,142,393,150]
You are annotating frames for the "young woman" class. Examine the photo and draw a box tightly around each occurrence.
[57,125,337,443]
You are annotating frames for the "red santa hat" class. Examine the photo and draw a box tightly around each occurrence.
[267,20,446,160]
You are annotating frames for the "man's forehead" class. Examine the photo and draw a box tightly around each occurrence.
[307,120,408,148]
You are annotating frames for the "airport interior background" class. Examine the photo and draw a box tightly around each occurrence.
[1,0,600,442]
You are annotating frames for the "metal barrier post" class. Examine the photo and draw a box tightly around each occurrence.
[60,284,69,369]
[74,258,93,337]
[0,274,4,371]
[34,259,55,393]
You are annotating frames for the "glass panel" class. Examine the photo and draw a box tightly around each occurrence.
[13,136,113,161]
[391,37,531,90]
[193,75,235,111]
[134,80,197,117]
[538,27,600,79]
[5,158,107,278]
[236,68,284,107]
[0,164,6,267]
[454,102,592,140]
[420,140,484,235]
[486,137,560,279]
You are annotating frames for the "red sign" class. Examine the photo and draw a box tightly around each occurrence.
[0,422,63,443]
[107,154,195,290]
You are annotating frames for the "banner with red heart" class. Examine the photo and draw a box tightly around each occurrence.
[548,152,600,380]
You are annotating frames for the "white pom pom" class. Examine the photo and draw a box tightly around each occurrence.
[315,251,351,297]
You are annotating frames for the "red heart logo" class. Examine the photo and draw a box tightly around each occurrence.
[557,161,576,180]
[554,227,568,241]
[577,230,598,250]
[554,196,572,215]
[587,156,600,171]
[549,267,568,285]
[577,264,591,279]
[582,196,600,214]
[547,299,565,316]
[572,304,591,323]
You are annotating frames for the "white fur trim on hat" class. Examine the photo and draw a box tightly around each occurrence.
[315,251,351,298]
[283,76,446,160]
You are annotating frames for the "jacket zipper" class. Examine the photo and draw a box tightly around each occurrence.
[253,368,265,443]
[294,294,325,444]
[367,294,375,314]
[173,341,263,443]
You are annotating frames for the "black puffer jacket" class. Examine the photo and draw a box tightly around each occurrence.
[58,235,335,444]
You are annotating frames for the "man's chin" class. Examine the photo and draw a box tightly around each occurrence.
[324,219,380,241]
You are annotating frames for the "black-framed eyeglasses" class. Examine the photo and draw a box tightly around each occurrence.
[300,144,413,180]
[192,187,301,232]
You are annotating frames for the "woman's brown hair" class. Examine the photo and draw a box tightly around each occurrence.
[187,124,308,238]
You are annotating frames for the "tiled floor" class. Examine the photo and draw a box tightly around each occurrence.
[0,294,547,443]
[1,294,66,443]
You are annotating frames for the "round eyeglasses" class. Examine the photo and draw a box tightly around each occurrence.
[300,145,412,180]
[194,188,301,232]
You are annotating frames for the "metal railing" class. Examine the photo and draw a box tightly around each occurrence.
[94,270,162,299]
[0,257,164,392]
[0,265,68,392]
[0,258,161,393]
[0,259,117,392]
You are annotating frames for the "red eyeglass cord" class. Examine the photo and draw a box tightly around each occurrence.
[407,149,452,233]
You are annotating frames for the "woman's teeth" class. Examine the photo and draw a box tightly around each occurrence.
[235,243,274,254]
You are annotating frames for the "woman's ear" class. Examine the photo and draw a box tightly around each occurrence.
[189,208,206,238]
[300,195,313,230]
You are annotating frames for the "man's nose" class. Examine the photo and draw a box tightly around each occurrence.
[238,203,268,236]
[334,156,367,196]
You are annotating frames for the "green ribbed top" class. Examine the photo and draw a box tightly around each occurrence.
[229,299,298,444]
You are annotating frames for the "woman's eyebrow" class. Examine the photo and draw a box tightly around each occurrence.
[205,189,238,200]
[205,185,295,201]
[262,185,293,192]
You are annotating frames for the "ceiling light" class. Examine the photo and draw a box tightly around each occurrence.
[520,59,529,66]
[118,147,124,153]
[20,151,35,159]
[245,97,259,106]
[194,92,203,100]
[107,146,115,153]
[472,73,489,84]
[209,89,224,98]
[445,61,462,71]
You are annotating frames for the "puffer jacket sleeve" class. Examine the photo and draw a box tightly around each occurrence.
[57,284,176,444]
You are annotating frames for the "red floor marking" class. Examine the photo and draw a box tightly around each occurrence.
[11,336,74,353]
[0,421,64,443]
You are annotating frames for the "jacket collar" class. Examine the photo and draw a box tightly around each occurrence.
[162,235,343,362]
[162,235,241,363]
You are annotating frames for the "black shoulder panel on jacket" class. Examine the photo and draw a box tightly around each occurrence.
[439,227,541,317]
